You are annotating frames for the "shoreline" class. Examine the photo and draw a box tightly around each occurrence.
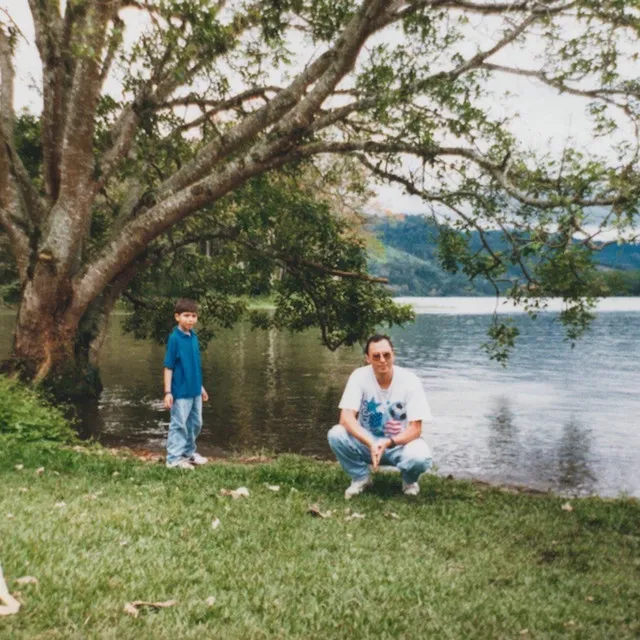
[89,443,635,502]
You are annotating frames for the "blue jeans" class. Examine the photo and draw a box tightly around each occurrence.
[166,396,203,464]
[327,424,432,484]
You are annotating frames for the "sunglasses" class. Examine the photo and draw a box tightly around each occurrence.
[371,352,393,361]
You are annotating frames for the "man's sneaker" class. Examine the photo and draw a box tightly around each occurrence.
[402,481,420,496]
[345,475,372,500]
[166,458,195,470]
[188,452,208,466]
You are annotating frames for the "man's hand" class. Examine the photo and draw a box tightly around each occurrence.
[370,438,390,471]
[202,387,209,402]
[164,393,173,410]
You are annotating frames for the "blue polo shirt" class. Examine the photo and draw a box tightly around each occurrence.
[163,326,203,399]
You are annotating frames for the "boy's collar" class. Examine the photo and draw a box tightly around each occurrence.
[175,326,192,336]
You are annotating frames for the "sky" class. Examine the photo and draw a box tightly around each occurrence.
[3,1,632,216]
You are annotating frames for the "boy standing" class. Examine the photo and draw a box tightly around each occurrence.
[163,298,209,469]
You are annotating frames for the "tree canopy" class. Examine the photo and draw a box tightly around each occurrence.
[1,0,639,388]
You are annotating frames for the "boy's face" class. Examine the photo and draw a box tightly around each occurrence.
[175,311,198,333]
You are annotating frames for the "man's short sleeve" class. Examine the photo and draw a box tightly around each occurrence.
[405,375,432,423]
[163,333,178,369]
[338,369,364,411]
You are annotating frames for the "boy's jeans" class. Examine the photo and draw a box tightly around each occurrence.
[167,396,203,464]
[327,424,432,485]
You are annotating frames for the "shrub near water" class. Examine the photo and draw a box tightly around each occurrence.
[0,375,78,444]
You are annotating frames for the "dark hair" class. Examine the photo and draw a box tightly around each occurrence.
[364,334,394,355]
[174,298,198,314]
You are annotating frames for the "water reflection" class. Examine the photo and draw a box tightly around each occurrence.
[478,395,596,494]
[486,396,520,467]
[555,419,595,493]
[1,302,640,497]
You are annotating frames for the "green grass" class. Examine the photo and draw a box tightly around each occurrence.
[1,441,639,639]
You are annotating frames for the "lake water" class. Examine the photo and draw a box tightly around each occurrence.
[2,297,640,498]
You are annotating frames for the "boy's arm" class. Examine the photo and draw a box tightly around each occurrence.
[163,368,173,409]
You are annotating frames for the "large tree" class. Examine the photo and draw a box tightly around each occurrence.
[1,0,639,392]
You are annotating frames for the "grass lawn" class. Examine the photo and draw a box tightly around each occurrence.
[1,441,639,639]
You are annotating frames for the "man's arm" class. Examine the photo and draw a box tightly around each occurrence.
[389,420,422,447]
[163,368,173,409]
[339,409,374,447]
[373,420,423,465]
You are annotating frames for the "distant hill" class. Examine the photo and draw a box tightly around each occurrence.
[366,215,640,296]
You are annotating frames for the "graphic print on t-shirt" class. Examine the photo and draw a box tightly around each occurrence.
[359,396,407,437]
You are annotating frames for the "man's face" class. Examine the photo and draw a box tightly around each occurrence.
[366,339,395,374]
[175,311,198,332]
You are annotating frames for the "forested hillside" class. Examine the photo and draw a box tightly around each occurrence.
[367,216,640,296]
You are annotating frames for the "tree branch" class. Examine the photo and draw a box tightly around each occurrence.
[0,27,47,229]
[100,15,124,87]
[379,0,575,28]
[481,61,640,106]
[152,0,388,201]
[164,87,281,134]
[293,139,632,209]
[28,0,72,202]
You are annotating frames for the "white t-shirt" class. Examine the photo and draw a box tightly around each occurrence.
[339,365,432,438]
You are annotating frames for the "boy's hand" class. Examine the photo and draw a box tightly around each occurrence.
[202,387,209,402]
[164,393,173,409]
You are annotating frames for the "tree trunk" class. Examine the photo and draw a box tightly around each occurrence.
[4,277,104,400]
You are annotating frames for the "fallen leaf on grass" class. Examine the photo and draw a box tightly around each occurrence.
[6,514,14,520]
[54,502,66,509]
[265,484,280,492]
[0,565,20,616]
[35,467,45,476]
[585,595,594,602]
[384,511,400,520]
[561,502,574,512]
[14,465,23,471]
[205,596,216,607]
[112,471,120,477]
[307,504,332,519]
[15,576,38,585]
[123,600,177,618]
[211,518,221,530]
[564,620,576,628]
[345,512,365,521]
[18,488,28,493]
[220,487,250,499]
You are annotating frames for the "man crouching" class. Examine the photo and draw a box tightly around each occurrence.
[328,334,433,499]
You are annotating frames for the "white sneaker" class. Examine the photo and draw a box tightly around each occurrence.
[345,476,372,500]
[166,458,195,470]
[402,481,420,496]
[188,452,208,466]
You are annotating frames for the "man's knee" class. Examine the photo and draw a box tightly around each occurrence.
[327,424,348,448]
[401,439,433,473]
